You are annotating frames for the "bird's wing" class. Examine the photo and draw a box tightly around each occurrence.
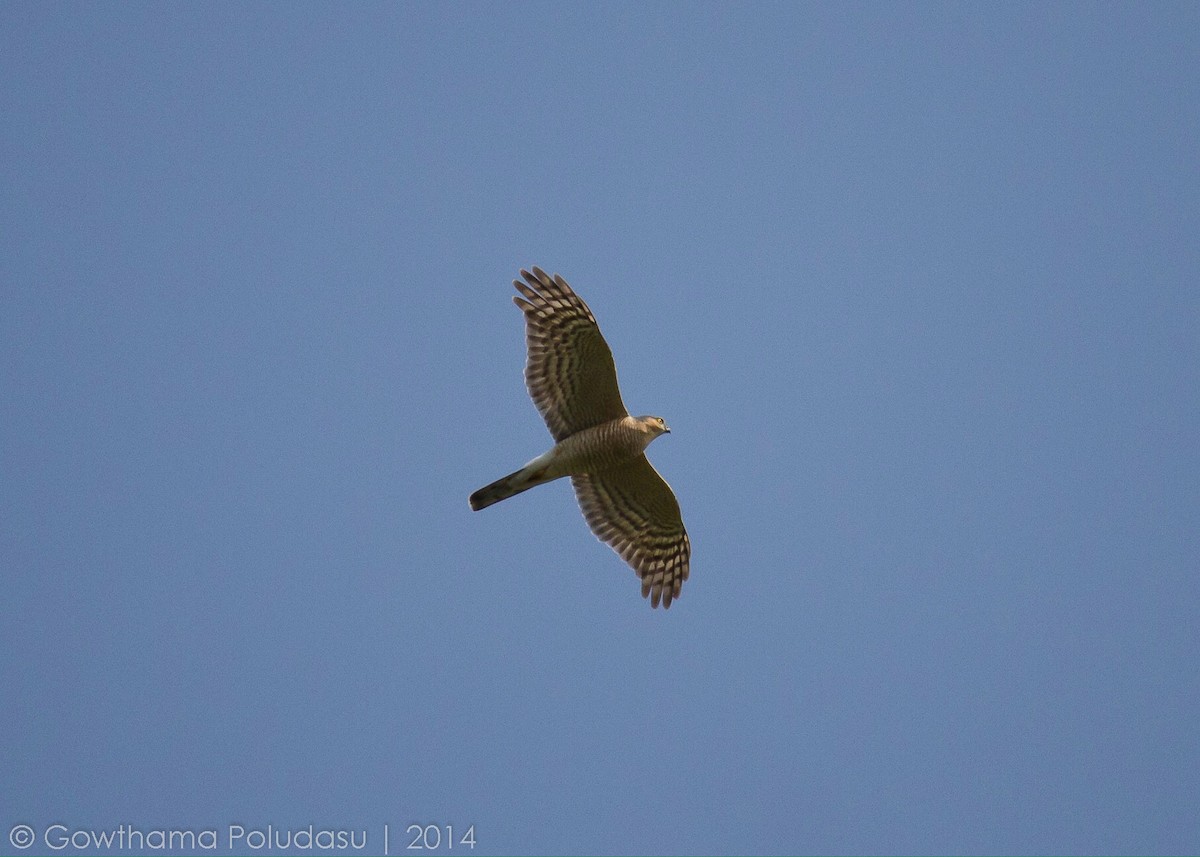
[513,267,629,441]
[571,455,690,608]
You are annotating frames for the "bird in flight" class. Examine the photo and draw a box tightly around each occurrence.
[469,267,690,608]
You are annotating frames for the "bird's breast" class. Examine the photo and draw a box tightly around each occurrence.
[548,418,649,476]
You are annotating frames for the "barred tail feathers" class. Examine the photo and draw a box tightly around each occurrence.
[469,455,557,511]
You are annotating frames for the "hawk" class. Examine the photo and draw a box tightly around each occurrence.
[469,267,690,608]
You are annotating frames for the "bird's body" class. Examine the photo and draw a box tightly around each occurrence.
[469,415,669,511]
[470,267,690,608]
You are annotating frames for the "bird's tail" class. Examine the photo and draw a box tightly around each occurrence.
[469,464,552,511]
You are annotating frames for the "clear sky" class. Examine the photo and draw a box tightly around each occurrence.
[2,3,1197,856]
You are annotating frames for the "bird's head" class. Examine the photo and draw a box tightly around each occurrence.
[637,415,671,437]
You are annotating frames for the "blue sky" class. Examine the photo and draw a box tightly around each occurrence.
[2,3,1197,855]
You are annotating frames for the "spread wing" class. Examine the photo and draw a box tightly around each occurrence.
[512,267,629,441]
[572,456,691,608]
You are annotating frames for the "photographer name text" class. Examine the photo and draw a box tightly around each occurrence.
[8,822,476,853]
